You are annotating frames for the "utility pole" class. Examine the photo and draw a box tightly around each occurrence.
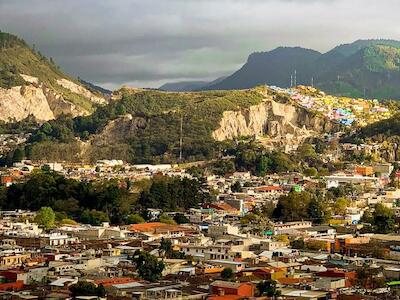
[290,74,293,88]
[179,112,183,161]
[311,77,314,87]
[294,70,297,87]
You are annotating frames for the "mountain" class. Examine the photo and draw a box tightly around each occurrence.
[0,31,106,123]
[79,79,112,96]
[159,76,228,92]
[208,47,321,90]
[207,40,400,99]
[159,81,209,92]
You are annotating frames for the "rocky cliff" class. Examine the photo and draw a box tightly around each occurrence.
[212,97,336,150]
[0,84,54,122]
[0,75,101,122]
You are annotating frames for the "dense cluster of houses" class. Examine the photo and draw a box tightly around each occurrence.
[1,156,400,298]
[269,85,393,126]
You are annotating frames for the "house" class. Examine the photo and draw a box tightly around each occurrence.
[0,253,30,267]
[203,202,239,215]
[298,226,336,238]
[207,260,246,272]
[0,280,24,291]
[279,288,329,300]
[209,281,255,298]
[260,240,287,251]
[208,224,241,238]
[334,235,370,255]
[255,185,284,195]
[373,163,394,177]
[317,269,357,287]
[49,277,78,290]
[355,166,374,176]
[127,222,196,240]
[237,267,286,280]
[315,277,346,290]
[273,221,313,235]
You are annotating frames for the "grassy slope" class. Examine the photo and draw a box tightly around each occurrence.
[29,87,267,163]
[0,32,96,112]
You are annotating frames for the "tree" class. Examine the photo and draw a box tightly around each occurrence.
[80,209,109,225]
[60,218,78,226]
[34,207,55,230]
[69,281,106,298]
[173,213,189,224]
[273,192,312,222]
[256,280,280,297]
[159,237,173,258]
[290,238,305,249]
[132,250,165,282]
[297,143,317,160]
[12,148,24,163]
[221,267,234,280]
[333,197,350,215]
[273,234,289,244]
[231,181,243,193]
[126,213,145,224]
[304,167,318,177]
[307,197,329,224]
[305,240,328,251]
[159,214,177,225]
[373,203,395,234]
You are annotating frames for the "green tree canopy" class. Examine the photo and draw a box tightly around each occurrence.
[132,250,165,282]
[126,213,145,224]
[34,207,55,230]
[221,267,234,280]
[69,281,106,298]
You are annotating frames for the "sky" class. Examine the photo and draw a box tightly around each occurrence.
[1,0,400,90]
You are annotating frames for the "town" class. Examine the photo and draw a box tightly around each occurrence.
[2,1,400,299]
[1,146,400,299]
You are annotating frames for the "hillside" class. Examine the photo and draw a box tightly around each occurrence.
[207,40,400,99]
[159,81,210,92]
[208,47,321,90]
[23,86,344,164]
[0,31,106,123]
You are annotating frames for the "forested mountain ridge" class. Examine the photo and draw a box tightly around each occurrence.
[203,40,400,99]
[0,31,107,123]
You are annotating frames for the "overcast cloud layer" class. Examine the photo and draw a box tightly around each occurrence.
[0,0,400,89]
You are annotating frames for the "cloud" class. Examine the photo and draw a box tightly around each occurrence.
[0,0,400,88]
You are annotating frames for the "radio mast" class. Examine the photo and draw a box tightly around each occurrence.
[179,112,183,161]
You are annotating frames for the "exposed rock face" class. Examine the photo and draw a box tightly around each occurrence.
[90,114,147,146]
[0,85,55,122]
[0,75,106,123]
[20,74,39,84]
[212,98,336,150]
[57,78,106,105]
[43,86,85,118]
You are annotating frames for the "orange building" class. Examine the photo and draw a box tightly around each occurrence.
[0,280,24,291]
[334,236,370,254]
[209,281,255,298]
[355,166,374,176]
[128,222,195,236]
